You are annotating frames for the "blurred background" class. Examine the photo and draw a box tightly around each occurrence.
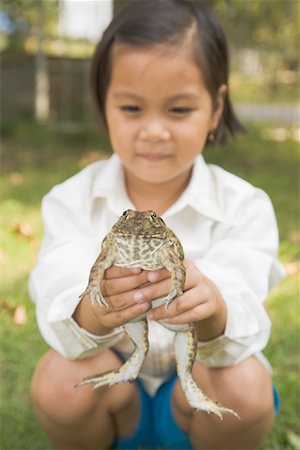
[0,1,299,449]
[0,0,299,125]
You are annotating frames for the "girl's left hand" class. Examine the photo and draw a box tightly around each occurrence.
[145,259,227,341]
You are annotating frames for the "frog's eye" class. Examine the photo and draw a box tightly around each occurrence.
[150,212,157,219]
[122,210,130,218]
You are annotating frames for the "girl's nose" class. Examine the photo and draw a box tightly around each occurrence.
[139,121,171,142]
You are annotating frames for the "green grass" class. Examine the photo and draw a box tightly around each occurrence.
[0,119,299,449]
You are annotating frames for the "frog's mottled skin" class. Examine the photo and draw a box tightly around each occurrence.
[76,210,239,420]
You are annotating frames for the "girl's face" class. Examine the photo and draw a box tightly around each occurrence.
[105,45,225,189]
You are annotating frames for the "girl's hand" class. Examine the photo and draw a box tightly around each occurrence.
[146,259,227,341]
[90,266,171,329]
[75,260,226,341]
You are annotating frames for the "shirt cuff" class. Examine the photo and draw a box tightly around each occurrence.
[41,285,125,359]
[196,326,271,368]
[197,334,238,367]
[69,318,125,359]
[48,317,125,359]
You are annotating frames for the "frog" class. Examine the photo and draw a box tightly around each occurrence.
[76,209,239,420]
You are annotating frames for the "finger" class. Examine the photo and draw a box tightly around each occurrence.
[102,268,170,297]
[104,266,142,280]
[127,276,172,306]
[146,259,212,321]
[146,269,170,283]
[105,289,141,310]
[105,275,170,310]
[162,302,213,324]
[102,270,150,297]
[147,287,211,321]
[148,300,212,324]
[183,259,206,290]
[101,302,151,328]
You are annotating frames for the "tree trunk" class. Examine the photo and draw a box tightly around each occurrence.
[113,0,128,16]
[34,0,50,121]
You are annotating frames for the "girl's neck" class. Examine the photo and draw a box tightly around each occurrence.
[124,169,192,216]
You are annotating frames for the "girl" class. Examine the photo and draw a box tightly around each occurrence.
[30,1,284,449]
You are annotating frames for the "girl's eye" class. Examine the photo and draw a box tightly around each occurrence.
[120,105,141,113]
[170,107,192,115]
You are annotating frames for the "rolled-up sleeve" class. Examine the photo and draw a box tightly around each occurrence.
[195,189,285,367]
[29,188,124,359]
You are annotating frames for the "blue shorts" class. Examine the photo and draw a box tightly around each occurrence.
[114,373,280,450]
[114,372,192,450]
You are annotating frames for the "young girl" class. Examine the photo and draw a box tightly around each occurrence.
[30,1,285,449]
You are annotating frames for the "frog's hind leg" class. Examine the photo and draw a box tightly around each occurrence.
[174,328,240,420]
[75,319,149,389]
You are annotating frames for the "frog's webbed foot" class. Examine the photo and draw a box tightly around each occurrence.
[79,286,108,308]
[174,329,240,420]
[75,319,149,389]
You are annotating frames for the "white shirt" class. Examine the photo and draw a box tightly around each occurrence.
[29,154,285,394]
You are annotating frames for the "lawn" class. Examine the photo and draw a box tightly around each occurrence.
[0,119,299,450]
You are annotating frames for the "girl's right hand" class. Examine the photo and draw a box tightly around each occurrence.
[90,266,171,330]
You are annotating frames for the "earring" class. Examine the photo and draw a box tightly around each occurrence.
[208,132,215,142]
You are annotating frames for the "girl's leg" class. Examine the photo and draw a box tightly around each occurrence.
[172,356,275,450]
[31,349,140,450]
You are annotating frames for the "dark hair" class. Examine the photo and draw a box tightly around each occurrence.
[90,0,246,145]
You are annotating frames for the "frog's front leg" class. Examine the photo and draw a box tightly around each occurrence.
[174,328,240,420]
[79,240,116,308]
[76,319,149,389]
[160,249,186,309]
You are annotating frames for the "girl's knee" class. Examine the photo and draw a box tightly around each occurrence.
[31,350,58,407]
[174,357,274,426]
[30,348,123,426]
[225,357,274,422]
[182,358,276,448]
[31,350,85,425]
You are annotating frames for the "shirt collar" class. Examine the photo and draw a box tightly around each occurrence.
[168,154,224,222]
[91,154,134,216]
[91,153,224,222]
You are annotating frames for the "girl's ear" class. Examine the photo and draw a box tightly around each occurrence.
[210,84,227,132]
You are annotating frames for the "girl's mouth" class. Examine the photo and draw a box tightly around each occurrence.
[138,153,171,162]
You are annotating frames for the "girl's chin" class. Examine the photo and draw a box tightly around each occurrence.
[125,165,188,186]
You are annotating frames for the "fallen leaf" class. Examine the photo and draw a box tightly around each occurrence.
[284,262,300,276]
[0,301,28,325]
[13,222,34,240]
[0,300,15,313]
[9,172,25,186]
[13,305,27,326]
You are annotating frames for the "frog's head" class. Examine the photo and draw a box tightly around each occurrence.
[113,209,167,236]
